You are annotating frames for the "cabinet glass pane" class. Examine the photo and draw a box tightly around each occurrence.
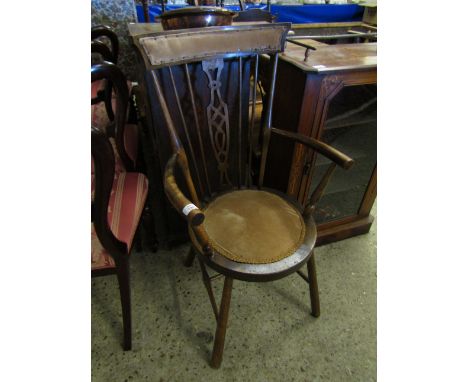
[310,84,376,224]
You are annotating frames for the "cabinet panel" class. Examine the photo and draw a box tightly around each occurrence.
[310,84,376,224]
[311,85,377,224]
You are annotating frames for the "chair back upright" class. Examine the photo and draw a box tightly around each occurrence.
[91,26,120,123]
[92,25,120,64]
[139,23,290,205]
[92,126,128,262]
[91,63,134,171]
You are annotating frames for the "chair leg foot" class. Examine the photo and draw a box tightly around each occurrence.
[210,277,233,369]
[117,260,132,350]
[307,251,320,318]
[184,246,196,267]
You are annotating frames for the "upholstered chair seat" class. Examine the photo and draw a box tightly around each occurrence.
[191,190,305,264]
[92,172,148,271]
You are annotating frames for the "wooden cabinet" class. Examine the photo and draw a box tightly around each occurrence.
[264,39,377,245]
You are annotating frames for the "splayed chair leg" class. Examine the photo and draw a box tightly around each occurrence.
[184,246,196,267]
[117,259,132,350]
[210,276,233,369]
[198,258,219,320]
[307,251,320,317]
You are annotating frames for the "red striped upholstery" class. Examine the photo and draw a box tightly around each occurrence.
[91,79,138,172]
[91,172,149,271]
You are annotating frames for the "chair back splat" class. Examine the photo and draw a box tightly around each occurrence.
[140,24,290,204]
[91,63,135,172]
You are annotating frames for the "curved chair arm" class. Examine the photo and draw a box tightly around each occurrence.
[91,62,134,172]
[164,152,212,255]
[271,127,354,169]
[164,153,205,227]
[92,126,128,260]
[91,25,119,64]
[270,127,354,218]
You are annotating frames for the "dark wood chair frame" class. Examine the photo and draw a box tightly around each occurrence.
[91,41,116,123]
[92,126,134,351]
[91,62,136,172]
[91,63,142,350]
[92,25,120,124]
[142,24,354,368]
[92,25,120,63]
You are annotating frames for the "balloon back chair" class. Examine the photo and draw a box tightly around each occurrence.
[91,26,139,166]
[92,25,120,124]
[91,124,148,350]
[141,23,354,367]
[91,62,139,173]
[91,63,149,351]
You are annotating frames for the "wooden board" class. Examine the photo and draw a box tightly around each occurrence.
[281,42,377,73]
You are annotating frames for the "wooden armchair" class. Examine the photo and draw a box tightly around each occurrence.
[91,125,149,350]
[141,23,353,368]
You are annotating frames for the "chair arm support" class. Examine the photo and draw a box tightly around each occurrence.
[164,153,205,227]
[271,127,354,170]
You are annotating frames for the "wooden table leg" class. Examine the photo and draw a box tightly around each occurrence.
[210,276,233,369]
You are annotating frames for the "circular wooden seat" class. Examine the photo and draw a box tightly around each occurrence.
[190,189,317,282]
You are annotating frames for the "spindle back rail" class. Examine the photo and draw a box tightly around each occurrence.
[136,23,354,254]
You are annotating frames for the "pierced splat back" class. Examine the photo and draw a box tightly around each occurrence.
[134,24,290,205]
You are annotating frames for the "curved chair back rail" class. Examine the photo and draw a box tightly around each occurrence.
[91,40,114,64]
[91,62,135,172]
[91,25,120,64]
[91,41,114,112]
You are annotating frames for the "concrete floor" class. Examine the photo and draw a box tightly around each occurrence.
[92,206,376,381]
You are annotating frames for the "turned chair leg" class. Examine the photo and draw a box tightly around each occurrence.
[210,277,233,369]
[184,246,196,267]
[117,259,132,350]
[307,251,320,317]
